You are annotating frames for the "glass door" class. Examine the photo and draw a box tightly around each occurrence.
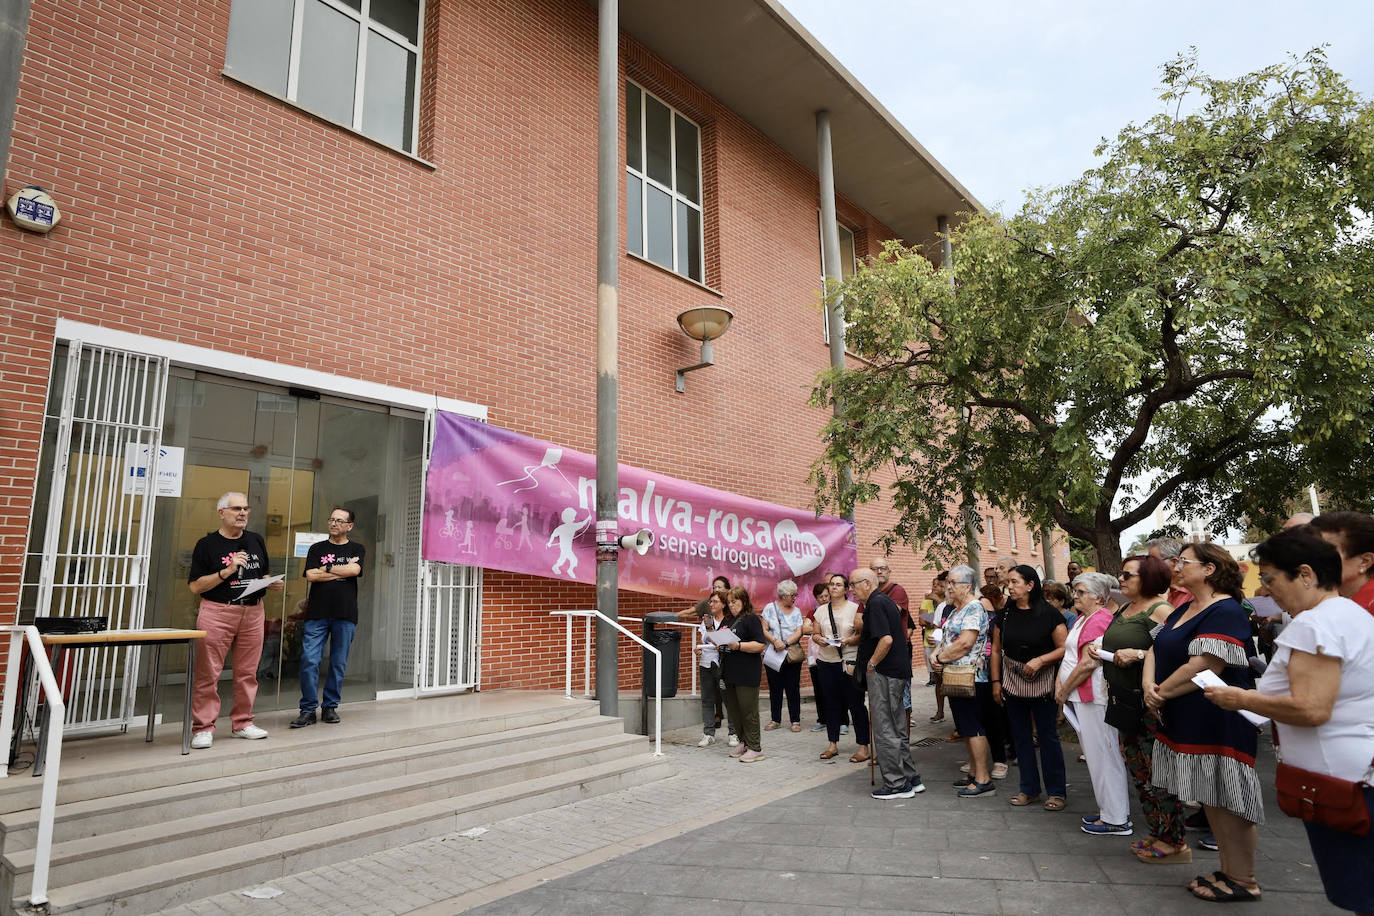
[143,373,424,716]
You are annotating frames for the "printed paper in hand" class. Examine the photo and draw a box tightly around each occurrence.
[763,645,786,672]
[1096,649,1115,664]
[237,574,284,600]
[706,628,740,647]
[1192,670,1269,727]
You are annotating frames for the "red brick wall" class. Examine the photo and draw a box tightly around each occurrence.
[0,0,1052,691]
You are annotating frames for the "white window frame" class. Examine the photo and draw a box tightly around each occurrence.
[818,216,856,343]
[1030,530,1040,555]
[985,515,996,549]
[228,0,424,154]
[625,81,705,282]
[1008,522,1017,550]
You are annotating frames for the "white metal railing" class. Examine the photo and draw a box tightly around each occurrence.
[0,626,67,908]
[550,610,667,756]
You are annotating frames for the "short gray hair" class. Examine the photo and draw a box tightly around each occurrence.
[1072,572,1116,604]
[1145,537,1182,560]
[776,579,798,598]
[948,564,976,586]
[216,492,247,510]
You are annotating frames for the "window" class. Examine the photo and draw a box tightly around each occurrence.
[625,82,703,282]
[1030,530,1040,555]
[1008,522,1017,550]
[818,218,856,342]
[226,0,423,154]
[985,515,996,548]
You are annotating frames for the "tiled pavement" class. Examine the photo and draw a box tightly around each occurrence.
[153,688,1333,915]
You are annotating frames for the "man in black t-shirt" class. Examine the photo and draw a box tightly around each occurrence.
[186,491,283,749]
[291,507,365,728]
[853,567,924,799]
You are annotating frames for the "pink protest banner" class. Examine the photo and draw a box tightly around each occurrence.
[422,412,857,604]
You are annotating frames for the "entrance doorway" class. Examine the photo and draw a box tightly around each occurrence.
[20,340,476,735]
[143,371,426,712]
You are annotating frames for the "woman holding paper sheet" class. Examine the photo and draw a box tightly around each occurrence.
[1089,555,1187,862]
[1144,542,1263,902]
[761,580,805,732]
[1203,528,1374,913]
[720,587,768,763]
[803,572,871,762]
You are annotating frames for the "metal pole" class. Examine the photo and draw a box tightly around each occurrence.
[594,0,620,717]
[817,110,853,520]
[941,215,980,571]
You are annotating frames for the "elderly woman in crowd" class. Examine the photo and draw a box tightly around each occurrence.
[693,591,737,748]
[1310,510,1374,614]
[1145,542,1263,902]
[761,579,805,732]
[1203,528,1374,910]
[992,565,1068,809]
[719,586,767,763]
[804,572,871,762]
[1057,572,1130,834]
[1089,555,1187,861]
[932,565,996,797]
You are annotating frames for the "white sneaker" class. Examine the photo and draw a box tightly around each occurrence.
[232,724,268,740]
[190,730,213,750]
[697,735,716,747]
[727,734,739,746]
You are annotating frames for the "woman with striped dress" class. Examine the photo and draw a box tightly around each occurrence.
[1145,542,1264,903]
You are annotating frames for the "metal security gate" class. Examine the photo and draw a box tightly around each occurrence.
[414,409,481,694]
[29,341,169,729]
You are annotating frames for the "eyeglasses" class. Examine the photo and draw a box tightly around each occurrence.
[1072,588,1091,596]
[872,565,889,571]
[1118,572,1137,580]
[328,518,352,525]
[1259,572,1279,586]
[223,506,250,512]
[1176,557,1206,567]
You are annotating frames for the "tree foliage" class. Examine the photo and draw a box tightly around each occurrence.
[811,50,1374,572]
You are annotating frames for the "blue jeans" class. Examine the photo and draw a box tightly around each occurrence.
[299,617,356,712]
[1005,694,1067,797]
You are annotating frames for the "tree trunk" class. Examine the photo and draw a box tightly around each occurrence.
[1092,529,1124,575]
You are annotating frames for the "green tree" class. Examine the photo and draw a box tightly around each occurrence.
[811,50,1374,574]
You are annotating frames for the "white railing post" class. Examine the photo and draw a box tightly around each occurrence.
[549,610,662,756]
[2,626,65,908]
[563,612,573,699]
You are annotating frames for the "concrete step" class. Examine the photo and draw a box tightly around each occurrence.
[0,700,603,815]
[4,730,649,898]
[1,716,627,851]
[34,753,674,916]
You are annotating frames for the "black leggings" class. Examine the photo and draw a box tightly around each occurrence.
[765,659,802,723]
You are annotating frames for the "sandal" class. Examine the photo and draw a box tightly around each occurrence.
[928,714,945,722]
[849,750,871,763]
[1188,872,1227,892]
[790,723,802,732]
[1133,839,1193,864]
[819,748,839,760]
[1009,793,1042,807]
[1190,873,1261,903]
[764,722,781,731]
[1044,796,1067,811]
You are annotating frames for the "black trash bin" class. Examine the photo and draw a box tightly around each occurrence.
[642,611,681,699]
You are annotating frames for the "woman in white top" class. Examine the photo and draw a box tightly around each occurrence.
[693,592,737,747]
[803,572,871,762]
[1056,572,1130,834]
[1205,528,1374,910]
[761,580,805,731]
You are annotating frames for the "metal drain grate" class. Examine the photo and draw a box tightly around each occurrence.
[912,737,945,747]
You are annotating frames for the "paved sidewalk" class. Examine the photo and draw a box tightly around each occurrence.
[154,687,1332,916]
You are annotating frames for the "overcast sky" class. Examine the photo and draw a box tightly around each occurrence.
[781,0,1374,214]
[779,1,1372,552]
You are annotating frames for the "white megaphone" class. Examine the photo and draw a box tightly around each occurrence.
[618,529,654,555]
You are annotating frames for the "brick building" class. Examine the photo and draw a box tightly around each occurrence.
[0,0,1065,728]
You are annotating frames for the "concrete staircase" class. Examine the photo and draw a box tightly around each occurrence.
[0,698,671,915]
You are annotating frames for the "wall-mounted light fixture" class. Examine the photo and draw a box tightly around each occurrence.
[675,306,734,393]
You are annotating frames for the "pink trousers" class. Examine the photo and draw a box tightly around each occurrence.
[192,599,265,732]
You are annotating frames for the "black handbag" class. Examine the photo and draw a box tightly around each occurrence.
[1105,688,1145,733]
